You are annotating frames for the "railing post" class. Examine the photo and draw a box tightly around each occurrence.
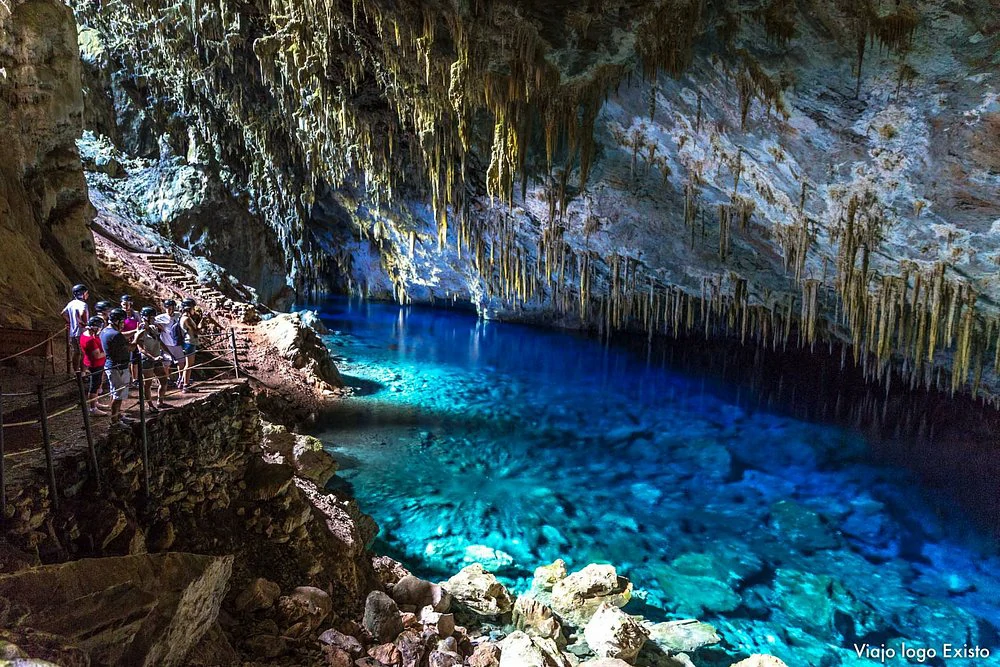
[0,380,6,538]
[36,383,59,511]
[137,370,150,499]
[229,328,240,379]
[75,371,101,492]
[64,333,70,375]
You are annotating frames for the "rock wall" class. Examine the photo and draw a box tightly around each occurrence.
[4,383,377,618]
[0,0,95,328]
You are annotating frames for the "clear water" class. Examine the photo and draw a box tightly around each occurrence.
[312,297,1000,666]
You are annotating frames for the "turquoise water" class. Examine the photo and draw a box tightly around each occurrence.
[313,297,999,666]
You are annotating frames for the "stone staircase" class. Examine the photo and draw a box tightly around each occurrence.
[136,253,258,325]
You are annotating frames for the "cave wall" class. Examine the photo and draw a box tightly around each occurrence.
[66,0,1000,395]
[0,0,95,328]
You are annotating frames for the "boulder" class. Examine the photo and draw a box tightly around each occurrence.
[468,642,501,667]
[513,595,564,643]
[318,628,364,657]
[276,586,332,632]
[392,574,452,612]
[322,645,353,667]
[369,642,403,665]
[498,631,547,667]
[532,560,568,592]
[550,564,632,626]
[579,660,633,667]
[0,552,232,667]
[443,564,514,617]
[730,656,789,667]
[234,578,281,612]
[394,630,427,667]
[420,607,456,638]
[583,603,648,662]
[364,591,404,643]
[646,619,720,654]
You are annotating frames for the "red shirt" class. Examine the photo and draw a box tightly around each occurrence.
[80,332,106,368]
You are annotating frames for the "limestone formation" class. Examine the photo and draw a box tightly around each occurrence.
[363,591,405,643]
[532,560,568,592]
[443,564,515,617]
[583,603,649,662]
[391,574,452,613]
[234,578,281,613]
[730,656,789,667]
[550,564,633,626]
[0,552,232,667]
[513,595,564,644]
[645,619,721,654]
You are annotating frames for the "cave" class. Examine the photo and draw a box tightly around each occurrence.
[0,0,998,665]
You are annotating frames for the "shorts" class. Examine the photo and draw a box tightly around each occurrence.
[69,335,81,352]
[182,342,197,357]
[164,344,185,364]
[141,357,162,371]
[86,367,103,394]
[105,368,131,401]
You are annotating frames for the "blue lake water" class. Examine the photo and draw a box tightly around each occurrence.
[312,296,1000,666]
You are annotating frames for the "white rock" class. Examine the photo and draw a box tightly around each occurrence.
[443,564,514,616]
[583,603,648,662]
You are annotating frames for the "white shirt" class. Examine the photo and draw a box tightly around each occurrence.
[155,313,180,347]
[62,299,89,338]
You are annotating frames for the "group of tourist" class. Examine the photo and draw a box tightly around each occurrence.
[61,285,212,426]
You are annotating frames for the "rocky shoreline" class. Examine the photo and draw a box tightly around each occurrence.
[0,307,786,667]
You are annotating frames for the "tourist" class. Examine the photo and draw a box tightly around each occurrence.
[80,316,107,415]
[179,298,200,392]
[100,308,134,425]
[156,299,186,387]
[120,295,140,384]
[134,306,168,412]
[94,300,113,328]
[61,284,89,373]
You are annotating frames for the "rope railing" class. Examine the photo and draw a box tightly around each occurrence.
[0,327,246,523]
[0,326,67,364]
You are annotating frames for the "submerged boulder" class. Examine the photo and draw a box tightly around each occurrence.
[645,619,721,654]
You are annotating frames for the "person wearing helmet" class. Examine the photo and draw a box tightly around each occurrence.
[99,308,136,425]
[80,316,108,415]
[155,298,186,386]
[120,295,141,384]
[94,300,113,328]
[178,298,200,392]
[133,306,168,412]
[61,284,90,373]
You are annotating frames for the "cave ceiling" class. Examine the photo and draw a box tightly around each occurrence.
[68,0,1000,396]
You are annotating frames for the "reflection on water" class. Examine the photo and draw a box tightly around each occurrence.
[313,296,1000,666]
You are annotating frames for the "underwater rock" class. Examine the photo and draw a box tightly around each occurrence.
[391,575,452,613]
[363,591,404,643]
[532,560,568,592]
[513,595,564,644]
[645,619,721,654]
[771,569,882,642]
[234,577,281,613]
[654,560,741,618]
[583,603,648,662]
[768,501,839,553]
[443,564,515,617]
[551,564,632,626]
[464,544,515,570]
